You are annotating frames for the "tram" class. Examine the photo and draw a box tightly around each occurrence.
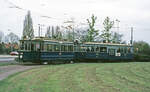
[18,37,133,63]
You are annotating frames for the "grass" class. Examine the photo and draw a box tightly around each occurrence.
[0,62,150,92]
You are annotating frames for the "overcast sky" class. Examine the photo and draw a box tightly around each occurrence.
[0,0,150,43]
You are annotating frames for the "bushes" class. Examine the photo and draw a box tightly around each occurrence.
[134,53,150,61]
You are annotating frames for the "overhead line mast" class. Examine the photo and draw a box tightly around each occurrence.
[130,27,133,45]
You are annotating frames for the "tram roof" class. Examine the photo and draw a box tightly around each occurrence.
[20,37,73,43]
[83,42,132,46]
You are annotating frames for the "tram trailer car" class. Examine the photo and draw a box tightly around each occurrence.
[75,42,133,62]
[18,37,133,63]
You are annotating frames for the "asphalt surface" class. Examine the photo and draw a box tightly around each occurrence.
[0,55,17,62]
[0,65,42,81]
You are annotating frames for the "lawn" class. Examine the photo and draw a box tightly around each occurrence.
[0,62,150,92]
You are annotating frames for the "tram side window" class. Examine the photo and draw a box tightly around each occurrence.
[31,43,34,51]
[47,44,52,51]
[68,45,73,52]
[124,48,127,53]
[43,44,47,51]
[36,43,40,51]
[25,44,27,50]
[96,47,100,52]
[27,43,30,50]
[109,49,115,56]
[86,47,90,52]
[61,45,65,52]
[81,46,86,52]
[100,47,107,53]
[128,47,131,53]
[54,45,60,51]
[91,47,94,52]
[21,42,24,50]
[65,45,68,51]
[117,48,120,53]
[120,48,124,53]
[61,45,68,52]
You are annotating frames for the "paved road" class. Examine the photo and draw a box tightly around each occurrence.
[0,55,17,62]
[0,65,42,81]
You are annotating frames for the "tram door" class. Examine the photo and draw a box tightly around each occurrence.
[108,49,115,56]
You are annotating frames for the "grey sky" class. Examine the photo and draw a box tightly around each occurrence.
[0,0,150,43]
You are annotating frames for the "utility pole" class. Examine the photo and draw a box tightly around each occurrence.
[130,27,133,45]
[116,19,120,33]
[38,24,40,37]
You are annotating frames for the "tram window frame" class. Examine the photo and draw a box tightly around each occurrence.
[100,47,107,53]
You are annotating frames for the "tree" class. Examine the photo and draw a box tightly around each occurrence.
[133,41,150,55]
[57,31,63,40]
[67,30,73,41]
[45,26,51,38]
[23,11,34,40]
[86,14,99,42]
[75,27,88,42]
[101,17,114,43]
[6,32,20,43]
[111,32,123,43]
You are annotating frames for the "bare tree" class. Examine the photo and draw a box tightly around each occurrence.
[0,31,4,43]
[6,32,20,43]
[111,32,123,43]
[45,26,51,38]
